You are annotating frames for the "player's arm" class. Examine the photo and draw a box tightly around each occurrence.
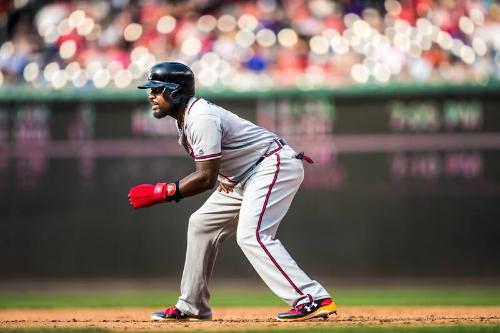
[129,115,222,209]
[183,157,235,195]
[178,158,220,197]
[128,158,220,209]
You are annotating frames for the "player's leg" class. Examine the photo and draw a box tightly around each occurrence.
[237,148,331,309]
[156,189,242,320]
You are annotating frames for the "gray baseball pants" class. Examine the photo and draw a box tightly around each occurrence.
[175,145,331,317]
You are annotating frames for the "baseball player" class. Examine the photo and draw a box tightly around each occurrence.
[128,62,336,321]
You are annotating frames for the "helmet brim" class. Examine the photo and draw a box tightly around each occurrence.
[137,80,179,90]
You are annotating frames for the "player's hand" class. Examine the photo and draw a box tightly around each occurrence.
[217,182,234,193]
[128,183,167,209]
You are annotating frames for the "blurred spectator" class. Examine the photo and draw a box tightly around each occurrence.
[0,0,499,90]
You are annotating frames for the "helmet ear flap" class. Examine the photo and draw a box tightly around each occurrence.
[167,88,182,104]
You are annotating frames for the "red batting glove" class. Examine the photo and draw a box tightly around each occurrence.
[128,183,167,209]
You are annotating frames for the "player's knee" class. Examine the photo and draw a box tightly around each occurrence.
[236,231,256,249]
[188,211,206,234]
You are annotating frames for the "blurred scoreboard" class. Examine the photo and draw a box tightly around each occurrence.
[0,90,499,192]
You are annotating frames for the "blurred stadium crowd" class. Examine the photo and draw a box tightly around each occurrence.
[0,0,499,90]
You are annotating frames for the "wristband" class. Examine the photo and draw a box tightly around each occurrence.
[165,180,183,202]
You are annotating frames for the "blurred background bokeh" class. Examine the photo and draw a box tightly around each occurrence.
[2,0,500,88]
[0,0,499,286]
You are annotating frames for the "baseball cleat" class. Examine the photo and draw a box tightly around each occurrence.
[276,298,337,321]
[151,306,212,321]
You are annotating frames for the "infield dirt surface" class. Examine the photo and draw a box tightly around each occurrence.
[1,306,499,331]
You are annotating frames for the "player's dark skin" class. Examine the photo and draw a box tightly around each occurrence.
[148,88,233,195]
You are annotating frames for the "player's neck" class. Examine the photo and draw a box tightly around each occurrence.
[170,101,188,125]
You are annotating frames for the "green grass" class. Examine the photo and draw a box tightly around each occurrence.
[0,325,500,333]
[1,287,500,308]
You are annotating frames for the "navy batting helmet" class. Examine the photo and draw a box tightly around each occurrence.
[138,62,195,104]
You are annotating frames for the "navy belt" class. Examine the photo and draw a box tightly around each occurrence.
[255,139,286,166]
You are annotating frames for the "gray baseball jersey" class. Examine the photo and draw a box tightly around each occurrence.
[174,97,330,317]
[177,97,279,183]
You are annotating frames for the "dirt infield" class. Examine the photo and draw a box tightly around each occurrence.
[1,306,499,331]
